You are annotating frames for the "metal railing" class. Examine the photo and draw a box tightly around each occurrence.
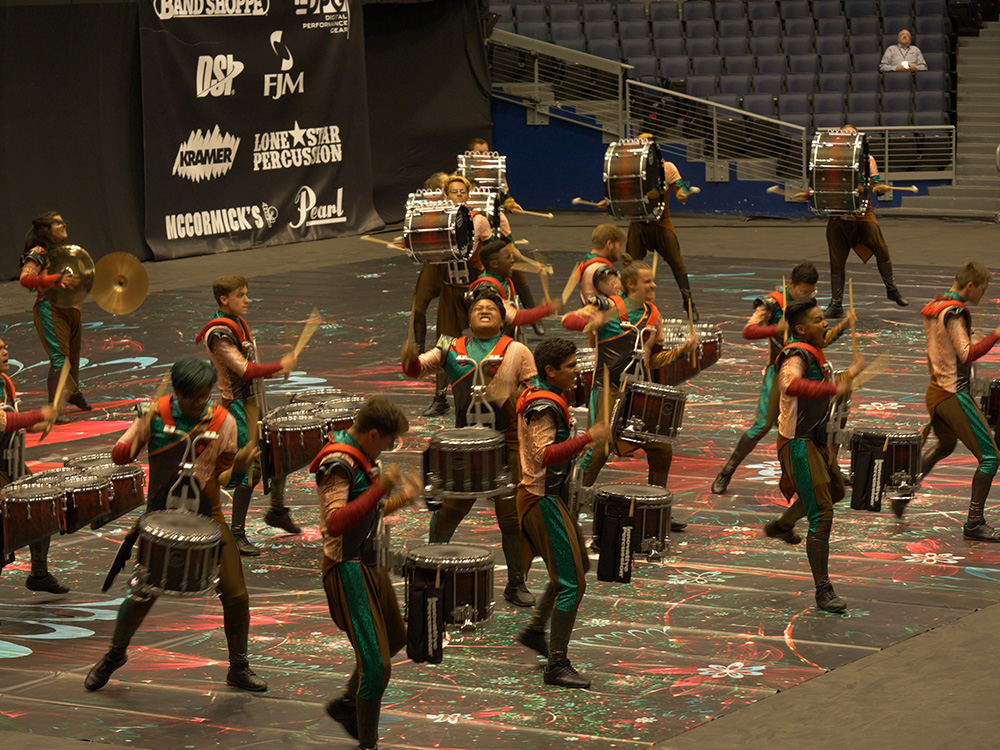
[488,30,955,189]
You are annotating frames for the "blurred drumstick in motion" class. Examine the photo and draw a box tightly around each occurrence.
[517,210,554,218]
[602,365,612,447]
[651,252,658,278]
[883,184,919,193]
[572,197,604,208]
[766,185,787,197]
[852,354,889,389]
[781,275,788,344]
[687,297,697,368]
[130,374,171,459]
[562,270,581,307]
[39,361,71,442]
[403,298,418,353]
[360,235,406,251]
[293,307,322,359]
[686,186,701,195]
[848,278,858,359]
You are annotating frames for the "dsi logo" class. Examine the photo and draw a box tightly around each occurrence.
[196,55,244,97]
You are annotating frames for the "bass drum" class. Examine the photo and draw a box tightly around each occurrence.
[603,139,666,221]
[808,129,871,216]
[403,202,474,265]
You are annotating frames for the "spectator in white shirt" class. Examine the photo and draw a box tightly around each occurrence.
[879,29,928,72]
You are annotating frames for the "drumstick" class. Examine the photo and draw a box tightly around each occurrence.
[882,434,891,454]
[571,197,604,208]
[851,354,889,389]
[651,252,658,278]
[686,186,701,195]
[687,297,697,369]
[539,266,554,311]
[517,210,554,219]
[292,307,322,359]
[781,275,788,344]
[562,268,582,307]
[848,278,858,360]
[511,260,554,276]
[766,185,787,197]
[884,184,919,193]
[39,360,71,442]
[129,374,171,459]
[602,365,612,448]
[360,234,406,251]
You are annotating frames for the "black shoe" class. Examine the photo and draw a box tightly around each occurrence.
[670,520,688,533]
[518,627,549,657]
[226,662,268,692]
[325,696,359,740]
[54,414,72,425]
[232,531,262,557]
[764,519,802,545]
[815,583,847,613]
[887,288,910,307]
[532,321,546,336]
[85,649,128,691]
[67,392,93,411]
[421,396,449,417]
[504,580,536,607]
[890,495,910,519]
[544,658,592,688]
[824,303,844,319]
[711,472,732,495]
[25,572,70,594]
[264,509,301,535]
[963,521,1000,542]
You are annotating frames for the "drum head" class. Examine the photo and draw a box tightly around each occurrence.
[65,452,114,470]
[430,426,504,449]
[453,204,473,259]
[1,483,62,501]
[32,468,84,485]
[63,475,111,492]
[89,463,144,481]
[140,510,221,543]
[290,388,345,404]
[595,483,672,505]
[266,415,324,430]
[407,543,494,567]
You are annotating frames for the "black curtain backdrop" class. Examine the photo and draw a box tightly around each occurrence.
[363,0,492,223]
[0,1,148,280]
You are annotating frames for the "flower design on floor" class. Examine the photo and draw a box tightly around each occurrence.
[902,552,965,565]
[427,713,473,724]
[665,570,735,586]
[697,661,767,679]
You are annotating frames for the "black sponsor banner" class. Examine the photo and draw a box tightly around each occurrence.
[139,0,381,259]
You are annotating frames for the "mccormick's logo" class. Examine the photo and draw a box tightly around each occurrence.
[196,54,244,97]
[154,0,269,20]
[289,186,345,229]
[251,121,342,171]
[264,31,303,100]
[165,204,269,240]
[294,0,350,35]
[172,126,240,183]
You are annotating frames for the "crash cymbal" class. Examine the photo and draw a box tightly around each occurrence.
[42,244,95,308]
[92,252,148,315]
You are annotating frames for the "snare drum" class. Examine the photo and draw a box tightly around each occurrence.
[404,543,495,630]
[655,322,724,385]
[133,510,222,597]
[87,463,146,529]
[565,347,596,408]
[424,427,510,500]
[974,377,1000,427]
[314,405,360,435]
[612,380,686,445]
[64,452,114,471]
[263,414,328,477]
[289,388,346,405]
[850,429,921,494]
[593,483,673,559]
[603,139,666,221]
[808,129,871,216]
[403,202,474,264]
[0,484,62,557]
[457,151,507,191]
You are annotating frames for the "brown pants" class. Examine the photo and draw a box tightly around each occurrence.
[33,300,82,394]
[627,221,693,301]
[827,218,890,269]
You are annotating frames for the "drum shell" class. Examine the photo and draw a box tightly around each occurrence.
[613,381,686,445]
[655,324,723,384]
[424,427,509,499]
[404,543,495,628]
[403,204,474,264]
[265,415,327,477]
[87,464,147,530]
[593,484,672,553]
[134,511,222,596]
[603,140,666,221]
[457,152,506,192]
[0,483,62,557]
[59,475,112,534]
[808,130,870,216]
[849,429,921,488]
[564,348,596,408]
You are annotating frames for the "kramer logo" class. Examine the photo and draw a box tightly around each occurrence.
[264,31,303,100]
[289,185,345,229]
[154,0,269,20]
[196,54,244,97]
[172,126,240,183]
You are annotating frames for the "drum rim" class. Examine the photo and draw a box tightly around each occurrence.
[1,483,63,500]
[88,463,144,478]
[595,483,673,500]
[405,544,495,568]
[139,510,223,542]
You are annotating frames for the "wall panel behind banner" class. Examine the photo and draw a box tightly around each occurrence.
[139,0,381,259]
[363,0,492,223]
[0,1,148,281]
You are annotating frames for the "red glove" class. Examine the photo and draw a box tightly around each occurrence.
[325,484,386,537]
[561,313,589,332]
[20,273,62,290]
[2,410,45,432]
[512,302,553,328]
[243,360,283,379]
[542,431,592,467]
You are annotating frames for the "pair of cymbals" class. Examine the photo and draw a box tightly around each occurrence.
[43,245,148,314]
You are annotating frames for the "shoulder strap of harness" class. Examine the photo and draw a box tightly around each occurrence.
[469,275,510,300]
[516,388,570,426]
[779,341,828,370]
[195,316,251,345]
[309,440,375,481]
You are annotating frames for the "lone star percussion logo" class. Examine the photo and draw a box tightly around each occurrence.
[172,126,240,183]
[154,0,269,19]
[289,185,346,229]
[294,0,350,35]
[196,54,244,97]
[251,121,342,171]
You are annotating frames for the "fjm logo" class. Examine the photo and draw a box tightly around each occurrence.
[172,126,240,183]
[264,30,303,100]
[290,186,345,229]
[196,54,244,97]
